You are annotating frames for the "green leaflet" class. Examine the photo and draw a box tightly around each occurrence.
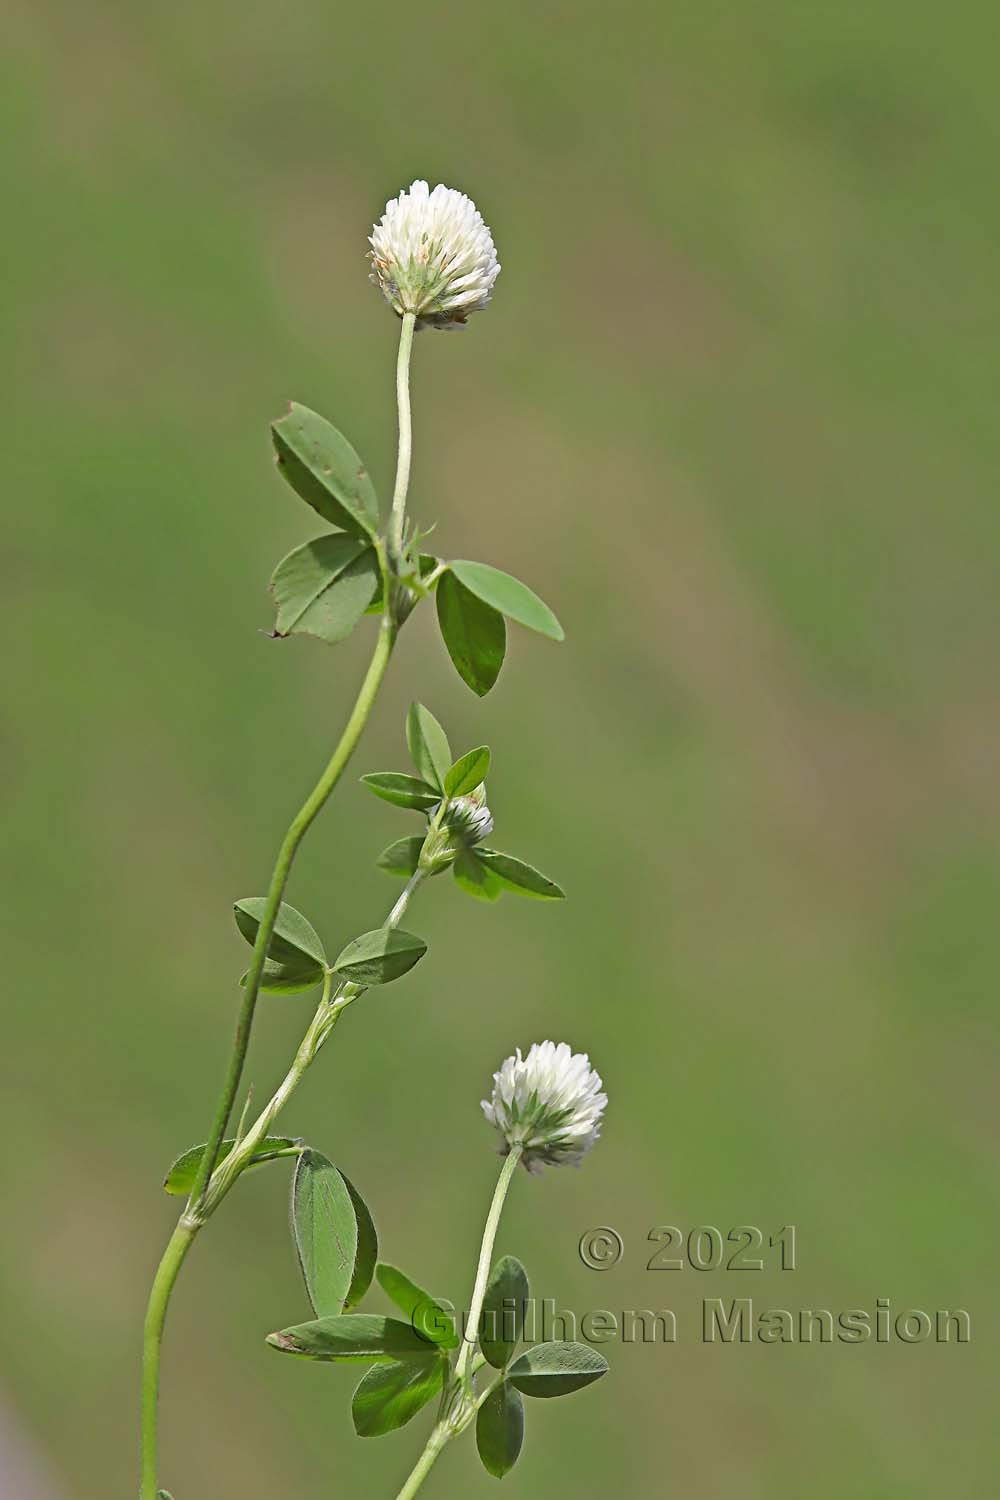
[271,403,379,537]
[163,1137,298,1195]
[376,1263,458,1349]
[444,746,491,798]
[376,836,425,877]
[361,773,440,810]
[341,1172,379,1312]
[351,1356,446,1437]
[331,928,427,985]
[232,898,326,967]
[436,570,506,695]
[233,897,327,994]
[291,1150,359,1317]
[449,560,563,641]
[270,536,379,644]
[475,850,565,900]
[507,1341,608,1397]
[453,850,503,902]
[480,1255,530,1368]
[476,1381,525,1477]
[266,1313,435,1362]
[405,702,452,790]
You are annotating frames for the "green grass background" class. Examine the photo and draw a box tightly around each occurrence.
[2,1,997,1495]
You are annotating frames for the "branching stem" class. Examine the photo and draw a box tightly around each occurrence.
[138,313,419,1500]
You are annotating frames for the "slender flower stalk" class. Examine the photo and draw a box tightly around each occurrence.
[138,309,418,1500]
[454,1146,523,1386]
[263,1041,603,1493]
[387,311,416,565]
[395,1145,523,1500]
[388,1043,607,1498]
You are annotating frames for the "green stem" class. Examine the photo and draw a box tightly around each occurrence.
[387,311,416,565]
[138,835,422,1500]
[454,1145,523,1386]
[137,807,411,1500]
[395,1423,449,1500]
[202,868,427,1215]
[186,614,396,1217]
[140,1221,196,1500]
[140,313,420,1500]
[395,1147,523,1500]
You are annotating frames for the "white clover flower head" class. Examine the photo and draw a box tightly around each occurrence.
[481,1042,607,1174]
[369,180,500,328]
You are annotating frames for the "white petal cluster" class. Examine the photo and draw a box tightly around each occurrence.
[438,783,494,846]
[370,180,500,328]
[482,1042,607,1174]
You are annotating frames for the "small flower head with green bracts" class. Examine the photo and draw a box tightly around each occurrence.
[482,1041,607,1174]
[419,782,495,873]
[364,703,566,900]
[436,783,495,845]
[369,180,500,328]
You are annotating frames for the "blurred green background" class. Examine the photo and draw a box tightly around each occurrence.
[2,1,997,1495]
